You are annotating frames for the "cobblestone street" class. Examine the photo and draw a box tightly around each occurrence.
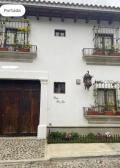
[1,156,120,168]
[51,157,120,168]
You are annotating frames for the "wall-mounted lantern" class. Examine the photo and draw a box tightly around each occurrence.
[83,71,93,90]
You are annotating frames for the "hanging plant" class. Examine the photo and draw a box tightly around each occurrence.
[17,25,30,32]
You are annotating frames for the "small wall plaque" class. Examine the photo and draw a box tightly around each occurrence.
[76,79,81,85]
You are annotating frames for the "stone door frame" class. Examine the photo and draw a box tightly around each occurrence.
[0,70,48,139]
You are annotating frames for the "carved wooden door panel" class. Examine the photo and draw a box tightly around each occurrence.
[2,90,19,135]
[0,80,40,136]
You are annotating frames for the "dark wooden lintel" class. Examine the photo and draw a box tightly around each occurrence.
[36,16,40,20]
[24,6,120,22]
[61,17,64,22]
[97,20,100,24]
[73,17,77,23]
[108,20,112,25]
[85,17,89,23]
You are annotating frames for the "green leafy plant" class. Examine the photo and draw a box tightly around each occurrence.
[107,102,116,115]
[23,43,32,49]
[16,43,32,50]
[71,132,79,139]
[47,131,120,144]
[48,131,62,139]
[17,25,30,32]
[86,133,96,139]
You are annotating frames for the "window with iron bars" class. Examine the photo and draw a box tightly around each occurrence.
[0,18,30,49]
[95,33,114,50]
[96,89,116,112]
[93,81,120,113]
[93,26,120,51]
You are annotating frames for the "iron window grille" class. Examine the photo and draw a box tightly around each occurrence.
[93,26,120,51]
[93,80,120,112]
[54,29,66,37]
[0,18,30,49]
[54,82,65,94]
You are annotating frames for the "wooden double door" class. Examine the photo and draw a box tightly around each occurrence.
[0,80,40,136]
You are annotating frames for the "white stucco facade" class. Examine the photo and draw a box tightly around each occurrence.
[1,16,120,138]
[31,18,120,128]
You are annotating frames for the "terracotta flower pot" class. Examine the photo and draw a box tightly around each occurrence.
[112,52,120,56]
[0,47,8,51]
[115,112,120,115]
[18,48,30,52]
[87,111,98,115]
[93,50,105,55]
[105,111,113,115]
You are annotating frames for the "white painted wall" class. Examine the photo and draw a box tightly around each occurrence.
[0,17,120,127]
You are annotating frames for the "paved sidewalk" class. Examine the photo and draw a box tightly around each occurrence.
[47,143,120,159]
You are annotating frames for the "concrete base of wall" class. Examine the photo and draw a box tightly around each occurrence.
[48,127,120,135]
[37,124,47,139]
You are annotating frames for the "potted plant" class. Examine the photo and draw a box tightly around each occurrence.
[105,102,116,115]
[107,47,115,56]
[17,43,32,52]
[93,48,104,55]
[106,46,120,56]
[105,111,113,115]
[0,46,8,51]
[110,49,120,56]
[17,24,31,33]
[87,106,98,115]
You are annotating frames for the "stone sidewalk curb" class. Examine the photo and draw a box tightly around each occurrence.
[49,153,120,161]
[0,154,120,164]
[0,158,49,164]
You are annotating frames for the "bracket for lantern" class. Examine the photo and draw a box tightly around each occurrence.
[83,71,93,90]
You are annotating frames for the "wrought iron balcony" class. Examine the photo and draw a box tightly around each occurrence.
[0,45,37,62]
[83,106,120,124]
[0,18,37,62]
[83,48,120,65]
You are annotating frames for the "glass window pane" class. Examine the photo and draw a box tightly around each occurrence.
[97,90,105,106]
[104,36,113,49]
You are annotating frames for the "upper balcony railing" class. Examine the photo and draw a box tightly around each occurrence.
[83,26,120,65]
[0,44,37,53]
[83,106,120,115]
[83,106,120,124]
[83,48,120,57]
[0,44,37,62]
[83,48,120,65]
